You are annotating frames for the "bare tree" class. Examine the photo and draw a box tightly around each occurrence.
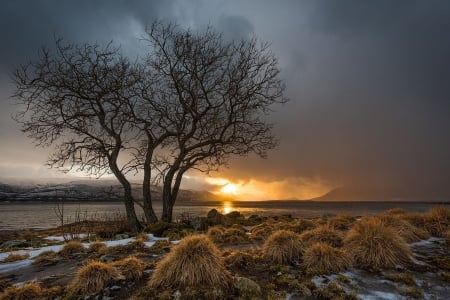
[12,22,286,226]
[142,22,286,222]
[12,40,154,232]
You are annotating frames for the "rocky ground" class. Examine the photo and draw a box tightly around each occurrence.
[0,208,449,299]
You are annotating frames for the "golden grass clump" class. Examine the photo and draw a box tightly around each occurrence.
[112,256,146,281]
[327,213,357,231]
[377,215,430,243]
[262,230,304,264]
[206,226,226,243]
[32,250,59,266]
[87,241,107,254]
[59,241,85,258]
[425,206,450,237]
[0,282,43,300]
[224,250,258,270]
[148,235,232,293]
[299,225,344,248]
[207,226,249,244]
[277,219,316,233]
[383,208,408,216]
[70,260,121,295]
[249,223,275,240]
[303,242,353,275]
[344,217,412,270]
[2,253,30,263]
[136,232,150,242]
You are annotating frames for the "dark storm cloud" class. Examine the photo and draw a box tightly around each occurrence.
[0,0,174,70]
[1,0,450,199]
[220,0,450,199]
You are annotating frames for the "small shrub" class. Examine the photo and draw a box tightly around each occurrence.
[32,250,59,266]
[262,230,304,264]
[149,235,232,294]
[113,256,146,281]
[300,225,344,248]
[59,241,85,258]
[303,242,353,275]
[70,260,121,295]
[344,217,412,270]
[2,253,30,263]
[0,282,43,300]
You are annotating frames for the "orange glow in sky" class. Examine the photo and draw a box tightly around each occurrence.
[204,176,330,200]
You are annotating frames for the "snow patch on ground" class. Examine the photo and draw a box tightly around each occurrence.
[0,233,178,274]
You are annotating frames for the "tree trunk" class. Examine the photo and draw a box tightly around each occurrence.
[142,145,158,224]
[109,159,142,232]
[123,190,142,233]
[161,178,172,222]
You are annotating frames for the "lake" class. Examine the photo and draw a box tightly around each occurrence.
[0,201,447,230]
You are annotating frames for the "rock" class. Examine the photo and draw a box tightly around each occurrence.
[223,211,245,226]
[109,285,121,291]
[145,221,170,237]
[173,290,182,300]
[206,209,224,225]
[191,216,208,230]
[235,277,261,299]
[100,254,115,263]
[0,239,28,249]
[114,234,129,240]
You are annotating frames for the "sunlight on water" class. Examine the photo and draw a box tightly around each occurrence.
[222,201,233,214]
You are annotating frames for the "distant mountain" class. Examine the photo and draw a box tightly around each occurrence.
[311,185,450,202]
[0,180,225,203]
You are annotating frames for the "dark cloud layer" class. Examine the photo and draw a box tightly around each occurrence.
[1,0,450,199]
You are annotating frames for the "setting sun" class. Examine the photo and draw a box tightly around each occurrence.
[221,183,239,195]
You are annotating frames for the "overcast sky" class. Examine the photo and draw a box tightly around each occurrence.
[1,1,450,200]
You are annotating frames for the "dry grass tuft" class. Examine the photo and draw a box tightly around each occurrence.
[327,213,357,231]
[262,230,304,264]
[2,253,30,263]
[344,217,412,270]
[59,241,85,258]
[0,282,43,300]
[149,235,232,293]
[70,260,121,295]
[425,206,450,237]
[277,219,316,233]
[207,226,249,245]
[136,232,150,242]
[299,225,344,248]
[249,223,275,240]
[32,250,59,266]
[224,250,258,271]
[303,242,353,275]
[206,226,226,243]
[377,215,430,243]
[383,208,408,216]
[112,256,146,281]
[87,241,107,254]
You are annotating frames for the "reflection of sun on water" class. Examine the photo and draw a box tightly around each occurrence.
[222,201,233,214]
